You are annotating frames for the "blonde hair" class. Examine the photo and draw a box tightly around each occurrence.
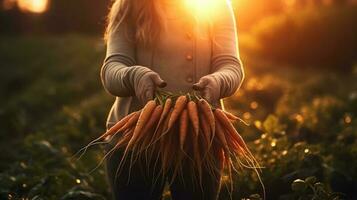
[105,0,163,47]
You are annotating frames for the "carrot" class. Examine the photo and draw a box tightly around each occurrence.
[162,110,172,135]
[138,105,163,143]
[198,98,215,138]
[154,98,172,134]
[101,111,137,139]
[132,105,163,159]
[126,100,157,150]
[143,105,163,133]
[215,109,261,169]
[215,118,230,152]
[144,98,172,149]
[72,111,140,160]
[191,126,202,181]
[147,109,172,165]
[225,132,244,154]
[199,111,211,147]
[199,112,214,161]
[187,101,199,137]
[179,109,189,151]
[118,111,141,132]
[214,109,249,151]
[166,95,187,132]
[228,130,260,168]
[215,119,242,178]
[223,110,240,121]
[222,109,249,125]
[117,101,157,180]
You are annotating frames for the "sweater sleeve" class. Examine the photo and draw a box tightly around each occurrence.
[101,20,152,97]
[210,0,245,98]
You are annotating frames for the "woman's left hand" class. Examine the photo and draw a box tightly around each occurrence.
[193,75,221,105]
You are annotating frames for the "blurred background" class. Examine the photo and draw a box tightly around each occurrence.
[0,0,356,199]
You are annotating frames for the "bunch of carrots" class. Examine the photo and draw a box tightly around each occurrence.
[80,91,262,192]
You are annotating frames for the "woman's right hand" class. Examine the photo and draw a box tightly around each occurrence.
[134,69,167,105]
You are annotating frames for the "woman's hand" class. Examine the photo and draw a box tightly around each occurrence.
[135,70,167,105]
[193,75,220,105]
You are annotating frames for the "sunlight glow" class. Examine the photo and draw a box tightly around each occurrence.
[185,0,222,19]
[17,0,48,14]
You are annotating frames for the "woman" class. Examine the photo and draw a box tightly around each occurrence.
[101,0,244,199]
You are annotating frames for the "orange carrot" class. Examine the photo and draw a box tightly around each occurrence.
[179,109,189,150]
[126,100,157,150]
[74,112,139,159]
[215,118,229,151]
[199,111,211,147]
[228,130,250,153]
[154,98,172,134]
[192,126,202,183]
[214,109,248,151]
[101,111,137,139]
[215,109,261,169]
[141,105,163,138]
[134,105,163,153]
[147,109,172,163]
[117,101,157,178]
[199,112,214,162]
[187,101,199,137]
[222,110,249,125]
[198,99,215,138]
[223,110,240,121]
[166,95,187,131]
[118,111,141,132]
[145,98,172,149]
[146,104,163,129]
[111,129,134,151]
[225,131,245,155]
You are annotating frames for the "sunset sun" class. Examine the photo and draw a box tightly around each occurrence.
[185,0,222,19]
[17,0,49,14]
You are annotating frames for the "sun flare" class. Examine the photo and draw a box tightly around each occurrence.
[185,0,222,19]
[17,0,48,14]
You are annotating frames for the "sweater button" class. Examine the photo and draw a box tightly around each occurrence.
[186,54,193,61]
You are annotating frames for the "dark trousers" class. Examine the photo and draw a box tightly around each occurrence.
[105,145,223,200]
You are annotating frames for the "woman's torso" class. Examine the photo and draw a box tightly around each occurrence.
[106,1,219,128]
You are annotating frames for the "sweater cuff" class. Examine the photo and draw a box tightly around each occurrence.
[211,62,244,98]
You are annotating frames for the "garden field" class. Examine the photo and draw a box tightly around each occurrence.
[0,35,356,200]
